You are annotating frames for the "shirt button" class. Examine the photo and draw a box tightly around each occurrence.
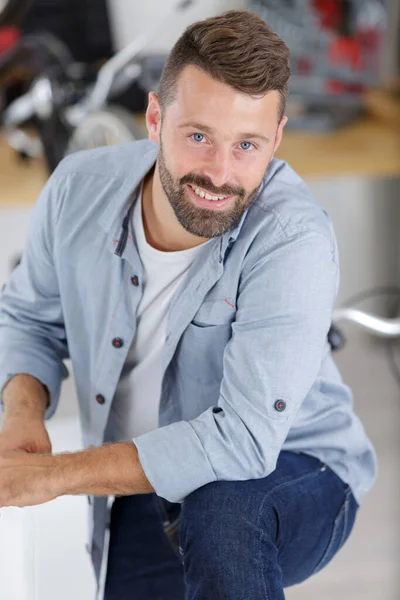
[96,394,106,405]
[274,399,286,412]
[112,338,124,348]
[131,275,139,286]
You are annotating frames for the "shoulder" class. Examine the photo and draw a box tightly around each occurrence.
[41,139,157,225]
[54,138,157,180]
[245,159,338,265]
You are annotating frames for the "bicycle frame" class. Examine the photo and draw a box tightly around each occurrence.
[332,308,400,338]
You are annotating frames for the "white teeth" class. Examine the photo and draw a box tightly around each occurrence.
[190,185,227,202]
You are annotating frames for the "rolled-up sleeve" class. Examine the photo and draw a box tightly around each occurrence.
[133,231,339,502]
[0,172,70,420]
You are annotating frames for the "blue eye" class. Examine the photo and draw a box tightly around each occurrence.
[240,141,253,151]
[192,133,205,143]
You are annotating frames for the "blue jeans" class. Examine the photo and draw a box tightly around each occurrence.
[103,451,359,599]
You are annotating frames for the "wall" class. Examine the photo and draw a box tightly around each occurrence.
[308,175,400,315]
[106,0,247,53]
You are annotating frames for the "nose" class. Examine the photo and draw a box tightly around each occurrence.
[202,147,233,190]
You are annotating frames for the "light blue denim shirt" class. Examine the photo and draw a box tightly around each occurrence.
[0,140,377,578]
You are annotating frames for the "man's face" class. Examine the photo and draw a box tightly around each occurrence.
[148,65,286,239]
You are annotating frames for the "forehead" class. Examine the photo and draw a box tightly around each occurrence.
[166,64,280,130]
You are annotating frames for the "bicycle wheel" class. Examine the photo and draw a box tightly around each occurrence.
[65,105,145,156]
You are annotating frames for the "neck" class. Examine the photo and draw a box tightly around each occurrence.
[141,163,210,252]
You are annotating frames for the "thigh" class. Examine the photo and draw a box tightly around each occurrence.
[181,451,359,590]
[265,452,359,587]
[104,493,185,600]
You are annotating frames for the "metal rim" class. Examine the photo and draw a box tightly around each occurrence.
[65,106,144,155]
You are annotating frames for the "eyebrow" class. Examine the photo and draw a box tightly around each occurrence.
[179,121,270,144]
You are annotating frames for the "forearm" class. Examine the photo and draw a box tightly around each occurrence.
[53,441,154,497]
[2,374,49,423]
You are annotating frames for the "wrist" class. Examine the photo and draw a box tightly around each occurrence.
[2,374,49,422]
[3,406,46,430]
[52,442,153,498]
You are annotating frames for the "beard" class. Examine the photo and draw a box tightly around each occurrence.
[157,138,261,239]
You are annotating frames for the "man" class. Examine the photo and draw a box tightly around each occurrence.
[0,9,377,600]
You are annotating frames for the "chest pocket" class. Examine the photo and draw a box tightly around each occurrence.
[191,296,236,327]
[178,298,236,384]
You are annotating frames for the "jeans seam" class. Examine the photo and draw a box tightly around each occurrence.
[311,487,351,575]
[339,490,351,548]
[312,512,341,573]
[257,502,270,600]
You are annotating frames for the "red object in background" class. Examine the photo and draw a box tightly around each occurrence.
[356,28,383,76]
[312,0,342,31]
[329,36,364,71]
[0,27,21,55]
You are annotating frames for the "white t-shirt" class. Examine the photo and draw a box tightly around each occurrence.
[106,186,211,441]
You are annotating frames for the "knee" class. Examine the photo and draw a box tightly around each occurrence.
[180,481,233,556]
[179,480,278,561]
[179,482,281,597]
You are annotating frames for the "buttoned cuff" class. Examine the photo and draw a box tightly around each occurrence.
[133,421,217,503]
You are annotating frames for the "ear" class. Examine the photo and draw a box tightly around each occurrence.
[272,116,288,154]
[145,92,162,144]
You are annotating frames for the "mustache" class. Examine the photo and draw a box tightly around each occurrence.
[180,173,244,198]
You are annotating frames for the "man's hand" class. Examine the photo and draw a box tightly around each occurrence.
[0,442,154,508]
[0,418,52,454]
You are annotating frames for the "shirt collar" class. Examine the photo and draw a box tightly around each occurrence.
[217,179,264,262]
[98,141,158,236]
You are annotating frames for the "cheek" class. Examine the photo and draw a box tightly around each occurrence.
[234,155,267,188]
[162,140,184,179]
[175,143,204,175]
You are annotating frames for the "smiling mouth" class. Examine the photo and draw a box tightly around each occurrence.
[187,184,233,202]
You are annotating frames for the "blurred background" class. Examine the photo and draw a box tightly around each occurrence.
[0,0,399,598]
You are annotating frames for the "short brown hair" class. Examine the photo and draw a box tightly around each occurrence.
[158,10,290,121]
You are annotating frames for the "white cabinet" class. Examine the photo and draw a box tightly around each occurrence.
[0,410,96,599]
